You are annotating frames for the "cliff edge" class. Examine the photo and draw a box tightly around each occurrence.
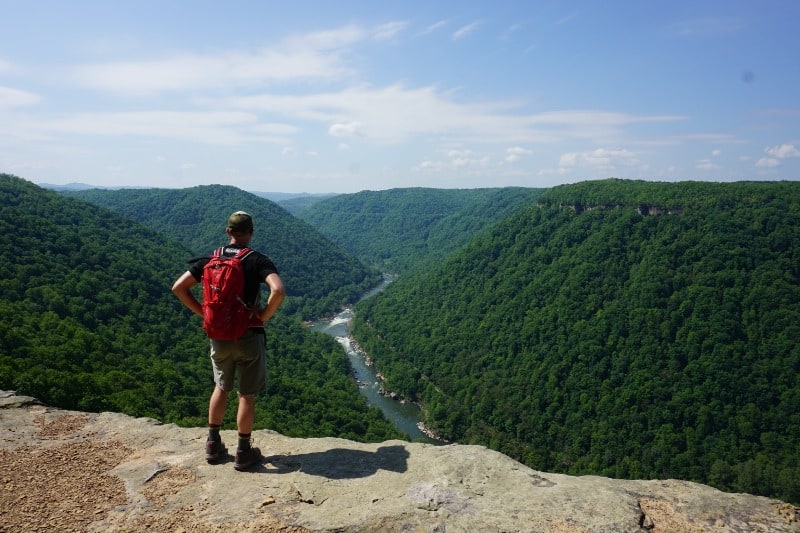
[1,391,797,532]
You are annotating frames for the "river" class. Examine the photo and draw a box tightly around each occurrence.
[309,276,438,443]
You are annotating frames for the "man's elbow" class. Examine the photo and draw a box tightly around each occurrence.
[172,272,195,296]
[171,280,186,297]
[267,274,286,298]
[273,286,286,301]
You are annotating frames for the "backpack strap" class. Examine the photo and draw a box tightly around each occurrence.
[234,247,254,260]
[189,246,252,264]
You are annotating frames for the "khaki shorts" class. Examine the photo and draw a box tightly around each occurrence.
[209,329,266,395]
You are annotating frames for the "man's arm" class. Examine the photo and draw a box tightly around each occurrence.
[258,273,285,322]
[172,271,203,318]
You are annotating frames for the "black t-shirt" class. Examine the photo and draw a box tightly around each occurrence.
[189,245,279,308]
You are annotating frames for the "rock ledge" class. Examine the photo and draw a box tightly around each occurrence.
[1,391,797,532]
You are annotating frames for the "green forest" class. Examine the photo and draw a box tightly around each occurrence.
[352,179,800,504]
[0,174,401,442]
[298,187,544,273]
[67,185,380,319]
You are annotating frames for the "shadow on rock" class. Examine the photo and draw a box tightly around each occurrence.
[258,445,410,479]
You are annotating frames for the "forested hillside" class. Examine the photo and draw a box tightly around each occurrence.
[261,192,338,215]
[66,186,378,319]
[298,187,544,273]
[353,179,800,503]
[0,174,401,442]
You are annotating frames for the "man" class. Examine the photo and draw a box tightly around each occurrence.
[172,211,285,471]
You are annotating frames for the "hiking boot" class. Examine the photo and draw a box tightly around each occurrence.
[234,446,262,471]
[205,439,227,463]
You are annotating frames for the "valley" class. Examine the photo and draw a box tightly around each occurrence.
[3,173,799,505]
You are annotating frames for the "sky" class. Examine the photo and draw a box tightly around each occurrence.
[1,1,798,193]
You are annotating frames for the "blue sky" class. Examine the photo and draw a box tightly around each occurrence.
[1,1,798,193]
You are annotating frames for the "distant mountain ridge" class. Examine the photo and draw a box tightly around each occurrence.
[298,186,545,273]
[39,182,149,191]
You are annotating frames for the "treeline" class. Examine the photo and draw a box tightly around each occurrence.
[0,174,401,442]
[298,187,544,273]
[66,186,380,319]
[353,179,800,504]
[537,178,792,211]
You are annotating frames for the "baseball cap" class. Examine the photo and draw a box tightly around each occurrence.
[227,211,254,234]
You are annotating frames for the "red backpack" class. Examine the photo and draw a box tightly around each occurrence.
[202,247,255,340]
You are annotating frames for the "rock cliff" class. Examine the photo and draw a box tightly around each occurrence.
[1,391,797,532]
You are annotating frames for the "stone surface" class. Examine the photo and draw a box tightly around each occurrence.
[0,390,797,532]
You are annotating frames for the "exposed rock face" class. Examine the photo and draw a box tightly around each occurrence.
[1,391,797,532]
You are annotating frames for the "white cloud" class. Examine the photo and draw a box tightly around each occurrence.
[423,19,449,34]
[2,21,691,178]
[448,149,488,167]
[34,110,289,146]
[696,159,720,170]
[765,143,800,159]
[251,123,300,137]
[373,21,408,40]
[329,121,363,138]
[412,149,490,172]
[283,25,365,50]
[457,156,489,167]
[584,148,631,166]
[453,21,482,40]
[711,149,721,157]
[445,149,472,166]
[554,147,642,174]
[4,71,685,153]
[0,86,40,108]
[755,144,800,168]
[756,157,780,168]
[413,159,445,172]
[584,148,637,167]
[219,85,683,147]
[558,152,578,167]
[72,52,346,94]
[70,26,364,95]
[506,146,532,163]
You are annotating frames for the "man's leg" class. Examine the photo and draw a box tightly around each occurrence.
[232,331,265,470]
[236,393,255,437]
[205,386,230,462]
[233,393,261,470]
[208,385,229,425]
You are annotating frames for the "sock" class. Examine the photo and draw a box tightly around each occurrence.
[208,424,221,442]
[238,432,251,451]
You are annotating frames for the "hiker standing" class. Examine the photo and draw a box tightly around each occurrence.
[172,211,285,470]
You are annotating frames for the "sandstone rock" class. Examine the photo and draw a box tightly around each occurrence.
[1,391,797,532]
